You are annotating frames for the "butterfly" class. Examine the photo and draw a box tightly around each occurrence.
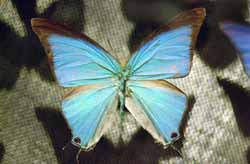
[220,23,250,76]
[31,8,205,150]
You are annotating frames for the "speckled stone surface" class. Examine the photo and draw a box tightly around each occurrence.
[1,0,250,163]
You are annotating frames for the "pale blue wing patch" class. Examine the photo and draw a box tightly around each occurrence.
[126,26,192,80]
[48,34,121,87]
[221,23,250,75]
[125,80,187,144]
[62,84,118,149]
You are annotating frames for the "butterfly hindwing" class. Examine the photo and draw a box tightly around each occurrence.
[126,8,205,80]
[221,23,250,75]
[62,83,118,149]
[31,18,121,87]
[125,80,187,145]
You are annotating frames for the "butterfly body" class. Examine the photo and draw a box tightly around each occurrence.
[31,8,205,150]
[117,70,127,118]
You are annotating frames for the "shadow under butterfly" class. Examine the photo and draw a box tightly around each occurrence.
[121,0,185,53]
[36,107,174,164]
[191,0,249,69]
[217,78,250,164]
[79,96,194,164]
[35,107,72,163]
[247,147,250,164]
[0,143,4,163]
[31,8,205,158]
[78,130,181,164]
[0,0,85,89]
[120,0,247,70]
[217,78,250,137]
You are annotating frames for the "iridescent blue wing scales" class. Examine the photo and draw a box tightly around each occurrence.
[221,23,250,75]
[127,26,192,79]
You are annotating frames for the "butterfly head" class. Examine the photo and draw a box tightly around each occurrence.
[122,66,132,80]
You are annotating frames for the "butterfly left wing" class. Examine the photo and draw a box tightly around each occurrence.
[125,80,187,145]
[62,83,118,150]
[31,18,121,87]
[125,8,205,80]
[220,23,250,75]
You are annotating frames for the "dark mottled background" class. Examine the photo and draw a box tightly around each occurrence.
[1,0,250,163]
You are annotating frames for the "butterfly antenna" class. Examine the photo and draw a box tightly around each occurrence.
[107,39,113,50]
[107,39,119,60]
[170,145,183,158]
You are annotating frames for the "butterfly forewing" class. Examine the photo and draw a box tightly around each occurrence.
[31,18,121,87]
[126,8,206,80]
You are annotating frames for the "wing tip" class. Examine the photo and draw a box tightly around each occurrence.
[31,18,50,31]
[31,18,113,55]
[192,7,206,17]
[171,7,206,24]
[31,18,46,26]
[30,17,74,36]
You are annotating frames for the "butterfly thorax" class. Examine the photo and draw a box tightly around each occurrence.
[117,68,131,120]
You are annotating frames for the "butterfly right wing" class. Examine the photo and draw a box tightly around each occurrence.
[31,18,121,87]
[62,83,118,150]
[221,23,250,76]
[125,8,205,80]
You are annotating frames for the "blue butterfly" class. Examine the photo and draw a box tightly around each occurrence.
[221,23,250,76]
[31,8,205,150]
